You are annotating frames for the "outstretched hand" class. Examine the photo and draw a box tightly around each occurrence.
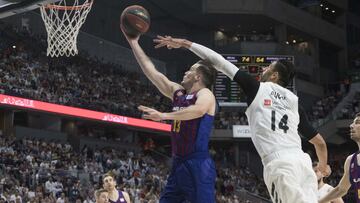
[138,105,164,121]
[120,24,140,42]
[153,35,191,49]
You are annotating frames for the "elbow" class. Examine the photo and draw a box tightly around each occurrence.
[311,134,327,148]
[196,107,208,117]
[339,189,348,198]
[339,185,349,195]
[314,141,328,156]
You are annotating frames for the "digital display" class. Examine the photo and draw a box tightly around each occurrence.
[0,94,171,132]
[214,55,294,103]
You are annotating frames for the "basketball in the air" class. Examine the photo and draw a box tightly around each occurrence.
[120,5,150,38]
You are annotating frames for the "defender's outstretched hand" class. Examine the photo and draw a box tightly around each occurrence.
[138,105,164,121]
[154,35,192,49]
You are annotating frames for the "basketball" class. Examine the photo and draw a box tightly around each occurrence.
[120,5,150,38]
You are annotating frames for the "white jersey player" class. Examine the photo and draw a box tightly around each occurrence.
[154,36,332,203]
[313,162,344,203]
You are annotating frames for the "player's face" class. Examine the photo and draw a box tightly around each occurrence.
[181,65,199,87]
[260,62,276,82]
[350,116,360,141]
[96,192,109,203]
[103,176,116,191]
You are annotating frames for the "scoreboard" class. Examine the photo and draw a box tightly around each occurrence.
[214,55,295,104]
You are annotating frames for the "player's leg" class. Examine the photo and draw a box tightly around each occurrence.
[300,153,318,202]
[264,156,317,203]
[180,158,216,203]
[160,165,185,203]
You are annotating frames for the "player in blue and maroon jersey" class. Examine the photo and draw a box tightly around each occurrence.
[122,29,217,202]
[319,112,360,203]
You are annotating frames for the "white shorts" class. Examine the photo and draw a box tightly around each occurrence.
[263,149,318,203]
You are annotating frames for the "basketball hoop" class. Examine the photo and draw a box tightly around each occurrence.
[40,0,93,57]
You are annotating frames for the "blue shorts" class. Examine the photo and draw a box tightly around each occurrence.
[160,152,216,203]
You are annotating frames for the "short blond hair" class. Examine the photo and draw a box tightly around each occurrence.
[94,189,108,199]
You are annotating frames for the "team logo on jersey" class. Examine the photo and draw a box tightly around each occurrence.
[264,99,272,106]
[186,94,194,100]
[120,198,126,202]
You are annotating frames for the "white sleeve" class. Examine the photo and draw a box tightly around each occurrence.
[189,43,239,80]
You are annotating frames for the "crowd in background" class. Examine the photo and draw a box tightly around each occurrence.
[1,135,356,202]
[338,91,360,119]
[214,111,248,129]
[0,136,272,203]
[307,90,344,122]
[0,136,168,203]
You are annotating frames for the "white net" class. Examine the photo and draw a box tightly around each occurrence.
[40,0,93,57]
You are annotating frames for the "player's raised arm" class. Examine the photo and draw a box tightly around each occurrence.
[154,35,260,105]
[122,29,182,99]
[154,35,238,80]
[319,155,352,203]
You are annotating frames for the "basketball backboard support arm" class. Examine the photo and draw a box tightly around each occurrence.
[0,0,58,19]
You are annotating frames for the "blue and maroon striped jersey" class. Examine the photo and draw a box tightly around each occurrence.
[349,152,360,203]
[171,89,214,157]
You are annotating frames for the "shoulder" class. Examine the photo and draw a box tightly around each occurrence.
[346,154,354,163]
[258,82,282,93]
[267,82,295,93]
[121,191,131,202]
[196,88,215,99]
[197,88,213,95]
[344,154,355,170]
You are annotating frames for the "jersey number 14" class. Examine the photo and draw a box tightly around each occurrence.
[271,110,289,133]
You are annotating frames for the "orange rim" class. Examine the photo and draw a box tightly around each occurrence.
[43,1,93,10]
